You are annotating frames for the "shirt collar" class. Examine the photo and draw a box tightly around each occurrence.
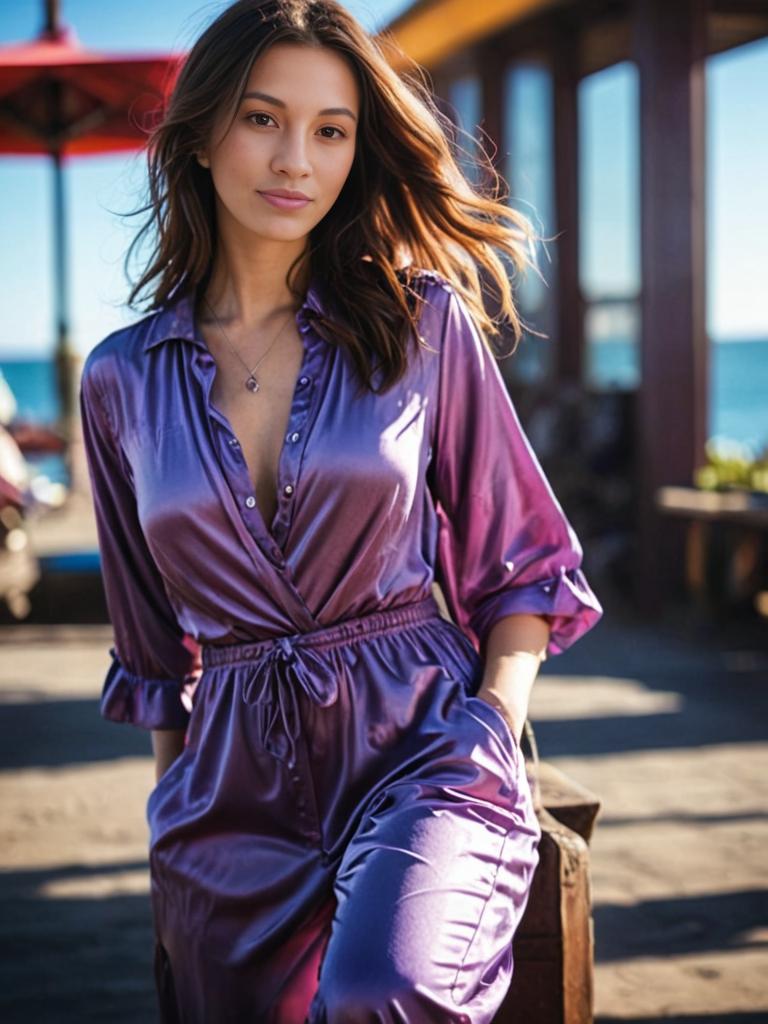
[142,274,327,352]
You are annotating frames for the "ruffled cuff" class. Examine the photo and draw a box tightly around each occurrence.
[99,646,192,730]
[470,565,604,658]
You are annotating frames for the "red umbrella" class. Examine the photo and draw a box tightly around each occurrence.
[0,0,183,464]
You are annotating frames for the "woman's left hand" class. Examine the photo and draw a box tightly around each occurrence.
[474,686,526,745]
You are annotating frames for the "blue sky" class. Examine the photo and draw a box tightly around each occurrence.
[0,2,766,358]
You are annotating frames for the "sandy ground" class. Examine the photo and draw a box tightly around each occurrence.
[1,607,767,1023]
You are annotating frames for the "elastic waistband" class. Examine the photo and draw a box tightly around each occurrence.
[201,594,444,670]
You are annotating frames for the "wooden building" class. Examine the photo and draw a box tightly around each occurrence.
[378,0,768,611]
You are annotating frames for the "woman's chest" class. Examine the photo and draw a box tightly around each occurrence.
[121,337,437,553]
[206,329,307,529]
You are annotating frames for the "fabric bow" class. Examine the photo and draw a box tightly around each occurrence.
[241,634,339,767]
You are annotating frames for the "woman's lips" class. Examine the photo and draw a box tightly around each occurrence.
[257,191,312,210]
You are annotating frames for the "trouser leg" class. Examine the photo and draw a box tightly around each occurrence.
[307,694,541,1024]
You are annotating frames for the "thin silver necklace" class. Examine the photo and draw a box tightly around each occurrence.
[202,295,295,393]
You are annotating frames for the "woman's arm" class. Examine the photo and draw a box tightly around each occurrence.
[426,277,602,670]
[151,729,187,783]
[79,351,200,735]
[476,613,550,745]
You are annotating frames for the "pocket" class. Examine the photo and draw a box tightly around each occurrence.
[464,694,520,768]
[434,619,484,692]
[146,747,188,819]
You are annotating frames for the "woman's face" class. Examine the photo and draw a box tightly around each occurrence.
[198,42,359,245]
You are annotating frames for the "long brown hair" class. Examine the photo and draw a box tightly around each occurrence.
[124,0,541,395]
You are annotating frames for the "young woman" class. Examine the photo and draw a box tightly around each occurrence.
[79,1,602,1020]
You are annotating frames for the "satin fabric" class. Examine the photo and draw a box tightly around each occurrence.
[79,266,603,1022]
[149,595,541,1023]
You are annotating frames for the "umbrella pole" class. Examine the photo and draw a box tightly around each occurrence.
[52,147,76,483]
[47,1,78,491]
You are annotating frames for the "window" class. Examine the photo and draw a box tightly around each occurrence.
[447,74,483,187]
[578,60,641,391]
[706,36,768,453]
[503,58,556,384]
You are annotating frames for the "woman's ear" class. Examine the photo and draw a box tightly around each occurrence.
[196,151,210,169]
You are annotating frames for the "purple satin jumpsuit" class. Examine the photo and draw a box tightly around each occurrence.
[79,267,603,1023]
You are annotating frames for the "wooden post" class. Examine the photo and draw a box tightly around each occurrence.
[632,0,709,609]
[552,12,584,386]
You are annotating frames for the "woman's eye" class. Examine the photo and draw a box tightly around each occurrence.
[246,113,346,139]
[319,126,346,139]
[247,112,276,127]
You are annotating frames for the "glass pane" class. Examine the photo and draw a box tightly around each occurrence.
[584,300,641,390]
[503,59,556,384]
[706,36,768,455]
[578,61,640,390]
[447,74,483,186]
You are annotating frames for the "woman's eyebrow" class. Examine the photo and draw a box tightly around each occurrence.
[242,89,357,122]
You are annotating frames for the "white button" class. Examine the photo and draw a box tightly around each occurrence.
[284,484,294,496]
[298,376,309,387]
[289,431,300,442]
[245,496,256,508]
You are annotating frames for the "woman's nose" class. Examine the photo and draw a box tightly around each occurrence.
[271,132,312,178]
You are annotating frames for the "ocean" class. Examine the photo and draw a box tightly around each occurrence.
[1,339,766,485]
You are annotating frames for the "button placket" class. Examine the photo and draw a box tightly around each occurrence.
[200,317,321,569]
[190,320,311,588]
[268,361,315,549]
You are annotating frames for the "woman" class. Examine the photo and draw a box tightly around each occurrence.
[79,1,602,1021]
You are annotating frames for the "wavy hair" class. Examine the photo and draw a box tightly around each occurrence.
[124,0,543,395]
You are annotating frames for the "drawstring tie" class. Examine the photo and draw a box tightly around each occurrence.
[241,634,339,768]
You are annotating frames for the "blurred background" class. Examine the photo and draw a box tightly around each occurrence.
[0,1,766,1022]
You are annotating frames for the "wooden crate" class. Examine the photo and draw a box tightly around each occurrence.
[493,762,600,1024]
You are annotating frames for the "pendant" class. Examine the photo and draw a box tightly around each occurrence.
[245,374,260,393]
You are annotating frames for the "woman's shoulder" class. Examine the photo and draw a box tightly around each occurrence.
[396,265,455,296]
[81,313,158,378]
[81,311,160,390]
[395,267,460,333]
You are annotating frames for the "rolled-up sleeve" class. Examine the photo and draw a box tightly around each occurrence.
[428,282,603,660]
[79,354,200,729]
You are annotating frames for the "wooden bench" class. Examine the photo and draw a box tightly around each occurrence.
[656,484,768,616]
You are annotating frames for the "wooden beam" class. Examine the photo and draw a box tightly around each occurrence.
[580,13,632,75]
[708,9,768,55]
[381,0,569,71]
